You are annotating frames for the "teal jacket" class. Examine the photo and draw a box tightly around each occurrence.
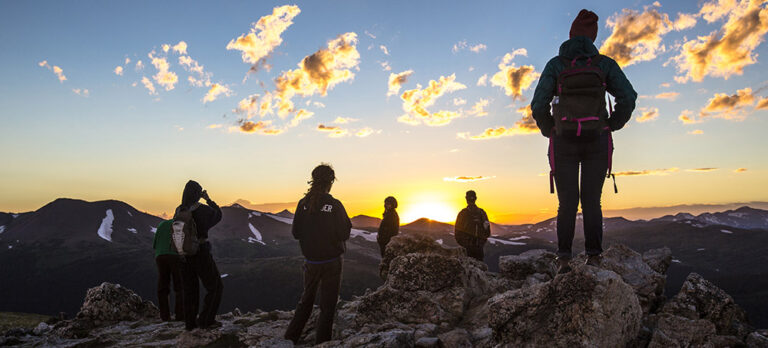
[152,219,177,257]
[530,36,637,136]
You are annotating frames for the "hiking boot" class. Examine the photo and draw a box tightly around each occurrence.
[586,255,602,267]
[557,257,572,274]
[200,320,222,329]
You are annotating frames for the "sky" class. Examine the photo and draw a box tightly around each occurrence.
[1,0,767,224]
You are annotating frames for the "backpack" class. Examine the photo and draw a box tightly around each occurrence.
[171,203,200,256]
[552,55,608,138]
[467,208,490,239]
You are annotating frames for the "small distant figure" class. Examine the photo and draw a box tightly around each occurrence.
[152,219,184,321]
[377,196,400,257]
[454,190,490,262]
[284,164,352,345]
[530,9,637,273]
[173,180,223,331]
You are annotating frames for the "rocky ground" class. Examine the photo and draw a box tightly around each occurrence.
[2,232,767,347]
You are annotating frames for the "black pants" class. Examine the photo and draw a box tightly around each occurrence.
[156,254,184,321]
[182,243,223,330]
[552,133,610,259]
[284,257,343,345]
[455,233,486,262]
[377,237,391,257]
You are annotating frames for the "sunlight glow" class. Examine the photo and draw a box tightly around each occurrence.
[400,199,459,224]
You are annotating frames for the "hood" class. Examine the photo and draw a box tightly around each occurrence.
[558,36,600,59]
[181,180,202,207]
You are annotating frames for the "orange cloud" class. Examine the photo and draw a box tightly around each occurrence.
[72,88,89,97]
[207,124,223,129]
[226,5,300,69]
[637,107,660,123]
[387,70,414,97]
[140,76,157,95]
[317,123,348,137]
[443,176,495,182]
[453,40,487,53]
[734,167,748,173]
[688,129,704,135]
[756,97,768,110]
[379,45,390,55]
[236,120,283,135]
[355,127,377,138]
[467,99,490,117]
[699,87,755,119]
[613,168,680,176]
[476,74,488,86]
[678,109,702,124]
[397,74,467,126]
[172,41,187,55]
[600,5,683,67]
[114,66,124,76]
[490,49,538,99]
[672,0,768,83]
[654,92,679,101]
[453,98,467,106]
[38,60,67,82]
[333,116,357,124]
[148,53,178,91]
[179,55,210,87]
[457,106,537,140]
[203,83,232,103]
[687,167,718,172]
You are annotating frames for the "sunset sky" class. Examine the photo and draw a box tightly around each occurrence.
[1,0,767,224]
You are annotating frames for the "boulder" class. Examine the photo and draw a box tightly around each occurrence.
[498,249,557,281]
[642,247,672,275]
[414,336,440,348]
[488,265,642,347]
[661,273,751,337]
[747,329,768,348]
[76,282,159,326]
[598,244,667,313]
[437,328,472,348]
[379,233,467,279]
[647,314,716,348]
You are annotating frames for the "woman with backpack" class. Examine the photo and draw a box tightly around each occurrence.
[377,196,400,257]
[284,164,352,345]
[530,9,637,273]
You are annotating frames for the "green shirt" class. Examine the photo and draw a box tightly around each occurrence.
[152,220,177,257]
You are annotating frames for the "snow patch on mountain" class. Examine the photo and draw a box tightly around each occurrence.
[248,223,265,245]
[249,212,262,218]
[11,214,18,218]
[126,210,133,217]
[350,229,377,242]
[0,226,4,234]
[150,227,157,234]
[220,274,229,278]
[488,237,526,246]
[721,229,733,234]
[97,209,115,242]
[507,236,530,241]
[266,214,293,225]
[436,239,443,245]
[127,228,137,234]
[7,245,11,249]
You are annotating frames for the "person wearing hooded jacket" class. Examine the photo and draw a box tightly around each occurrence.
[530,9,637,273]
[176,180,223,331]
[454,190,490,262]
[377,196,399,257]
[284,164,351,345]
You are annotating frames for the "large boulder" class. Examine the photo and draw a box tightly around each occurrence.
[747,329,768,348]
[661,273,751,338]
[597,244,667,313]
[379,233,467,279]
[498,249,557,281]
[647,313,717,348]
[76,282,159,325]
[488,265,642,347]
[642,247,672,275]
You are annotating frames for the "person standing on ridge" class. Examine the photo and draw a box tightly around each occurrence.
[175,180,223,330]
[530,9,637,273]
[152,219,184,322]
[284,164,352,345]
[454,190,491,262]
[377,196,400,257]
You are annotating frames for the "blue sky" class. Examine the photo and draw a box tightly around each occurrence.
[1,0,767,223]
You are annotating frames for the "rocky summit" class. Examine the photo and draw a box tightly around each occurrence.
[2,232,766,347]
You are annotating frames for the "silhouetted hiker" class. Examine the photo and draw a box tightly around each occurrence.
[284,164,352,345]
[454,190,491,262]
[530,9,637,273]
[377,196,400,257]
[152,219,184,321]
[173,180,223,330]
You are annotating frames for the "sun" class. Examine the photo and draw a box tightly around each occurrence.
[400,200,458,224]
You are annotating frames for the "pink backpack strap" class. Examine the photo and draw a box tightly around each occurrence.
[549,129,556,194]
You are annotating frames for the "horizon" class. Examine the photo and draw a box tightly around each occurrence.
[1,1,767,224]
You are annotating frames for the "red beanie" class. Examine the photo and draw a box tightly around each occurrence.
[570,9,599,42]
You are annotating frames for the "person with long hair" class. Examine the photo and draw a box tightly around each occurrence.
[176,180,223,330]
[284,164,352,345]
[376,196,399,257]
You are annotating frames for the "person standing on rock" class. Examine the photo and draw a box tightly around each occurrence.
[454,190,491,262]
[152,219,184,321]
[377,196,400,257]
[284,164,352,345]
[176,180,223,330]
[530,9,637,273]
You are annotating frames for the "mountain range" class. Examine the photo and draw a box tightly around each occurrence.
[1,198,767,327]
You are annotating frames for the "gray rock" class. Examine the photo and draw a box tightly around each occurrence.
[661,273,750,337]
[379,232,466,279]
[642,247,672,275]
[747,329,768,348]
[598,244,667,313]
[498,249,557,281]
[438,328,472,348]
[415,336,440,348]
[648,314,716,348]
[488,265,642,347]
[76,282,159,325]
[33,322,52,336]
